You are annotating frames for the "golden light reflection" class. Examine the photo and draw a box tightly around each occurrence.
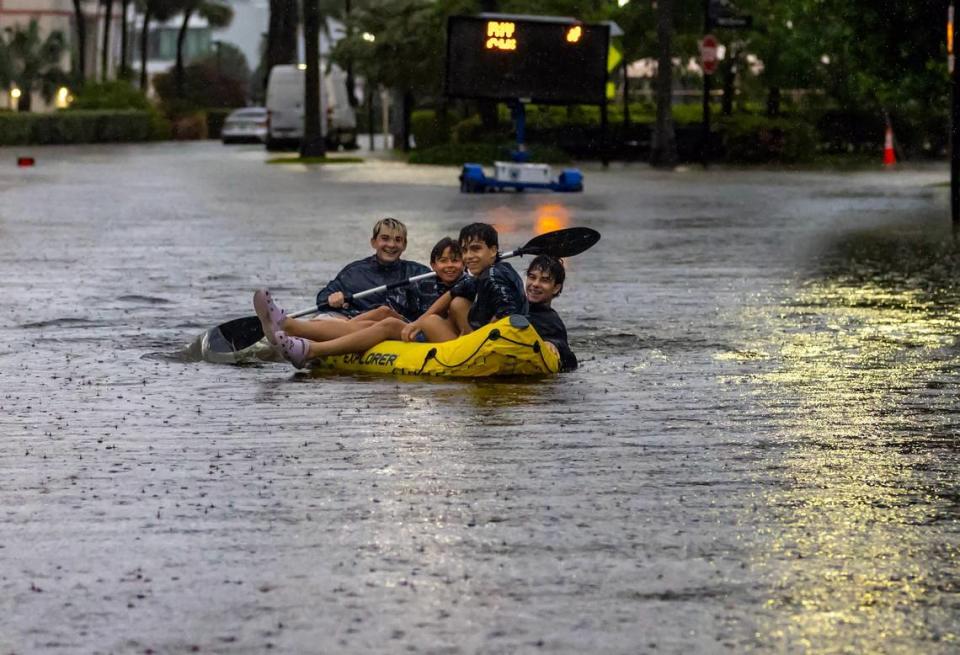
[485,205,522,237]
[534,203,570,235]
[731,243,960,651]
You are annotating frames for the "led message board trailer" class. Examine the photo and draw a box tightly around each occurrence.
[445,14,610,105]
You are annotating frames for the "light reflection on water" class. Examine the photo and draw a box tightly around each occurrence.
[736,228,960,651]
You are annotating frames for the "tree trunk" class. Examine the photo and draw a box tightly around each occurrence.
[17,91,32,112]
[388,88,403,148]
[766,86,781,117]
[264,0,299,90]
[139,8,151,91]
[344,0,357,107]
[101,0,113,80]
[401,90,413,152]
[72,0,87,84]
[120,0,129,78]
[650,0,677,167]
[301,0,325,157]
[175,8,193,98]
[722,47,735,116]
[265,0,298,88]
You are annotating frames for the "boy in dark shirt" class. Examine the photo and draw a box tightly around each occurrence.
[314,217,430,320]
[417,236,466,309]
[524,255,578,372]
[401,223,527,343]
[253,217,431,345]
[268,238,466,367]
[271,225,527,367]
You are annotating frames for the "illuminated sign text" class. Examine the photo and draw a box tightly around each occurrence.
[486,21,517,51]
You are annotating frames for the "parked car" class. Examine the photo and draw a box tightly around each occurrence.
[221,107,268,144]
[265,63,357,151]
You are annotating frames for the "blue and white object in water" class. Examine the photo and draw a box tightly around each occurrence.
[459,162,584,193]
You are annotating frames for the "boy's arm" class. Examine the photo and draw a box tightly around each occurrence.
[528,308,577,371]
[316,276,346,308]
[487,270,526,321]
[551,340,578,372]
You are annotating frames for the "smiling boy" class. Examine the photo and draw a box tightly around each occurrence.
[252,217,433,346]
[524,255,578,372]
[262,238,466,365]
[271,224,529,368]
[315,217,430,319]
[401,223,527,343]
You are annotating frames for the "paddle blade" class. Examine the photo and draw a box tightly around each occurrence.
[207,315,265,354]
[520,227,600,258]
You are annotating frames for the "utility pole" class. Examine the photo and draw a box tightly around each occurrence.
[951,4,959,226]
[702,0,712,167]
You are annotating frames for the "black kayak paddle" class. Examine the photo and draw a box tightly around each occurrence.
[203,226,600,355]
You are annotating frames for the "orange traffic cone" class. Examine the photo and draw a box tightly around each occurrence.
[883,125,896,166]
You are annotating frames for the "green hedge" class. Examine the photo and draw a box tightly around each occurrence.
[412,103,944,163]
[0,110,168,145]
[809,106,948,158]
[408,142,571,166]
[415,112,820,164]
[410,109,458,149]
[716,115,819,163]
[69,81,152,111]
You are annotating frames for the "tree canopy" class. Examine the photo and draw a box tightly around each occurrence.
[324,0,949,124]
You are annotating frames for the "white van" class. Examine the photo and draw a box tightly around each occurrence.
[265,63,358,151]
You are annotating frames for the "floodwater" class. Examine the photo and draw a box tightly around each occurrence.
[1,142,958,653]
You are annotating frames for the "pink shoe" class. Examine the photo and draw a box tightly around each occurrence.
[276,330,311,369]
[253,288,287,346]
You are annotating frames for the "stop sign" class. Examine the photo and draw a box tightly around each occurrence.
[700,34,719,75]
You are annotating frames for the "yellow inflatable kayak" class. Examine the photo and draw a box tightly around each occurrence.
[308,315,560,377]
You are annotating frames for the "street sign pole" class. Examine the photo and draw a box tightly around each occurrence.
[702,0,712,167]
[951,4,959,226]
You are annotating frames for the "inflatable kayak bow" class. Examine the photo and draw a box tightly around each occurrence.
[308,315,559,377]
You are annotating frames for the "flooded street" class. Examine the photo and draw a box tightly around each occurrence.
[1,142,958,653]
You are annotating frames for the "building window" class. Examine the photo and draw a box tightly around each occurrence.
[134,28,212,62]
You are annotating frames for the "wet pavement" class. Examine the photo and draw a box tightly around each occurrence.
[1,142,958,653]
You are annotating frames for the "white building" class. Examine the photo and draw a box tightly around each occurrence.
[0,0,124,110]
[1,0,346,109]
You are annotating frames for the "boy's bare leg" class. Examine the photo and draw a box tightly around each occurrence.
[282,316,378,342]
[448,296,474,335]
[419,314,460,343]
[350,306,402,322]
[307,317,408,357]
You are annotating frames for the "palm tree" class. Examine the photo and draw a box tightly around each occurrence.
[265,0,298,81]
[175,0,233,98]
[101,0,114,80]
[137,0,179,91]
[301,0,325,156]
[72,0,88,83]
[650,0,677,167]
[3,20,69,111]
[0,31,11,89]
[120,0,131,77]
